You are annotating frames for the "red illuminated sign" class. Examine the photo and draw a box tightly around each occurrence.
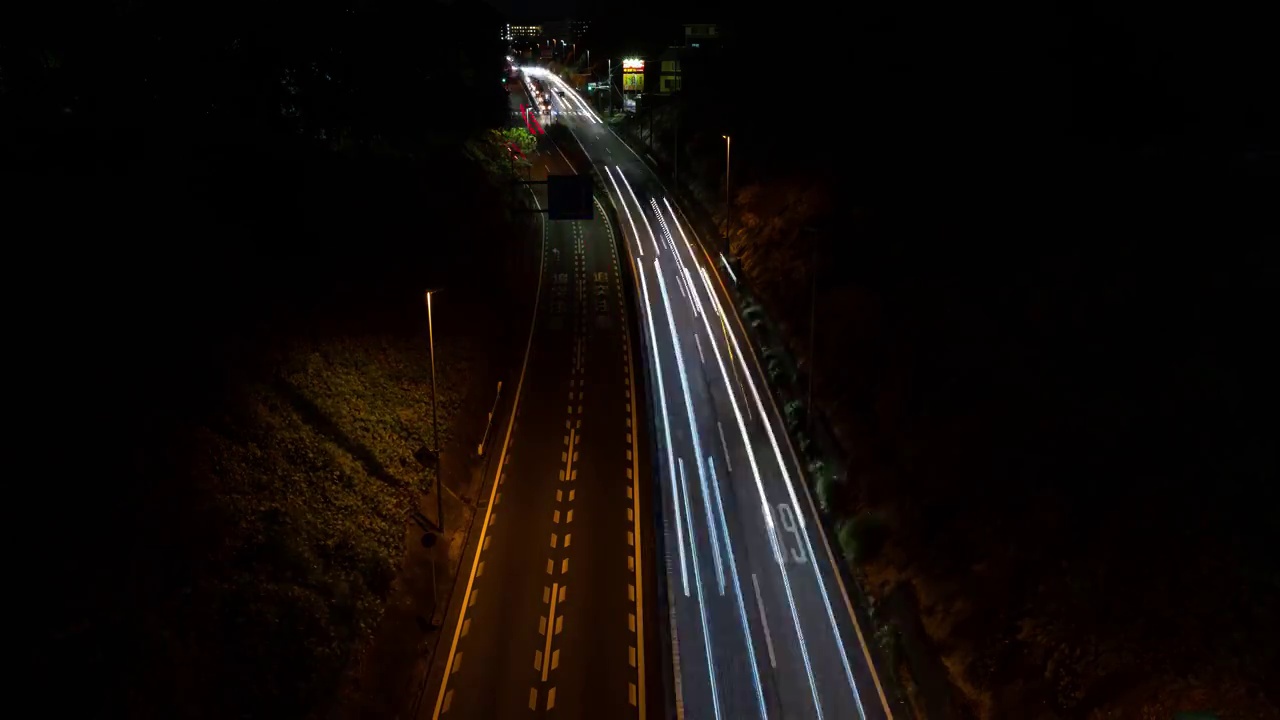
[622,59,645,72]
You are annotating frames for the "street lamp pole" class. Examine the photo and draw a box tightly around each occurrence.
[722,134,732,258]
[425,289,443,534]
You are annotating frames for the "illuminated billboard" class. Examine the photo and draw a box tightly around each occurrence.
[622,58,644,92]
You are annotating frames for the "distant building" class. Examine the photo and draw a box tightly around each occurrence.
[657,23,723,95]
[541,18,589,44]
[507,24,542,40]
[658,49,682,94]
[683,23,720,49]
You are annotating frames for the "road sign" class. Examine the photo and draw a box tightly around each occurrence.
[547,174,594,220]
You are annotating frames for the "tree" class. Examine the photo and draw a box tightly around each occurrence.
[502,127,538,157]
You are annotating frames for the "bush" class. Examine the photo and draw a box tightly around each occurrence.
[814,464,836,513]
[796,431,813,458]
[785,398,805,431]
[837,511,890,564]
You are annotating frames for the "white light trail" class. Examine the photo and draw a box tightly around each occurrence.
[702,266,866,718]
[663,197,698,256]
[637,263,681,592]
[707,454,770,719]
[684,261,826,720]
[638,271,722,720]
[653,258,725,594]
[616,167,661,256]
[603,166,643,256]
[651,197,699,317]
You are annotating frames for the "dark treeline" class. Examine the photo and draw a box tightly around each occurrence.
[9,1,513,716]
[595,0,1277,715]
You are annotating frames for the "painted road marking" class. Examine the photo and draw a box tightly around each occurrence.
[751,573,778,668]
[717,421,733,473]
[542,581,560,681]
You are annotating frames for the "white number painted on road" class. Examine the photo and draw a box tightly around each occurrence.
[775,503,807,564]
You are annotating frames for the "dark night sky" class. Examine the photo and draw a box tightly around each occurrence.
[492,0,719,22]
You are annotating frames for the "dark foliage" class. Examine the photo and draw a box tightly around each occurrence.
[605,0,1277,715]
[9,1,514,717]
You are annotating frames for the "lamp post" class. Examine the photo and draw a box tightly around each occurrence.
[722,134,732,258]
[425,289,443,534]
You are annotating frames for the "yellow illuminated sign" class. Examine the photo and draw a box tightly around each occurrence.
[623,73,644,91]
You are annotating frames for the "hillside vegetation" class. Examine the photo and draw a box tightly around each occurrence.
[609,3,1276,717]
[17,1,533,717]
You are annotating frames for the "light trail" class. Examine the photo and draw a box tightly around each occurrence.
[701,266,865,719]
[654,258,725,594]
[616,167,662,256]
[603,166,643,256]
[640,264,721,720]
[681,260,827,719]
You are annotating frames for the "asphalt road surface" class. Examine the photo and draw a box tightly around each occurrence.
[421,87,656,719]
[528,68,895,720]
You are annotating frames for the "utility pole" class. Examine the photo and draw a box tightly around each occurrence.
[608,59,613,116]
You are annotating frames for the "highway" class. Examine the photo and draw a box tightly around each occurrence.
[421,86,656,719]
[527,67,894,720]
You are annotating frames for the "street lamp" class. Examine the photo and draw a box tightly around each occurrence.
[425,289,444,534]
[722,134,732,258]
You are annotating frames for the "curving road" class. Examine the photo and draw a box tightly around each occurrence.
[527,67,894,720]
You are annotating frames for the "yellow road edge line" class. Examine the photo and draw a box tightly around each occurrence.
[430,169,549,720]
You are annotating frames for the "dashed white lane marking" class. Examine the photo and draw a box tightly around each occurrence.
[751,573,778,668]
[717,421,734,473]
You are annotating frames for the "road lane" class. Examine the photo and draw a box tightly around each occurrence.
[530,67,893,720]
[424,86,649,719]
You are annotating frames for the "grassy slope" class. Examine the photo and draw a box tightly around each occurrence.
[27,125,531,718]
